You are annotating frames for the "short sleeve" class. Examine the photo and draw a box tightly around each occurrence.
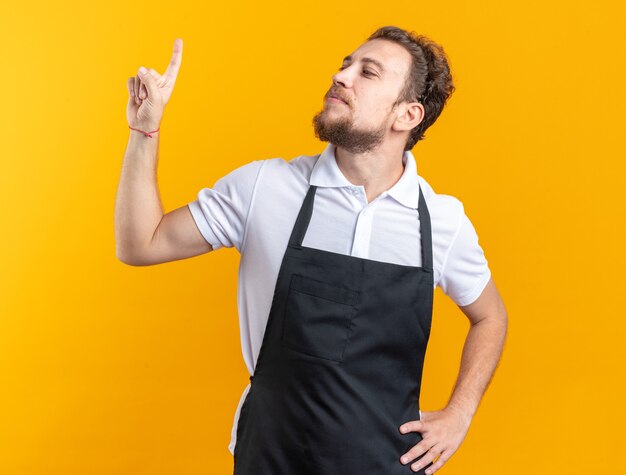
[438,203,491,306]
[187,160,264,253]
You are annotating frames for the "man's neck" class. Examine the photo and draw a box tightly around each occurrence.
[334,143,406,204]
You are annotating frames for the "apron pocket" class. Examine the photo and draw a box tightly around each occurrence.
[281,274,359,363]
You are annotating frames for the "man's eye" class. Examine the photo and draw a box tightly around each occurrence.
[338,65,375,77]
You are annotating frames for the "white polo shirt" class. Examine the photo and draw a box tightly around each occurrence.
[187,142,491,455]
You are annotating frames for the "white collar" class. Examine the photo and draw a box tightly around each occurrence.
[309,143,421,209]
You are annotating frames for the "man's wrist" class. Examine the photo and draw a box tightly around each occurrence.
[129,125,160,136]
[445,400,476,422]
[128,126,160,143]
[127,128,160,157]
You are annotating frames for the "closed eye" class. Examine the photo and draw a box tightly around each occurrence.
[338,66,376,78]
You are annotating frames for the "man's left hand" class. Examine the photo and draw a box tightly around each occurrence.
[398,406,472,474]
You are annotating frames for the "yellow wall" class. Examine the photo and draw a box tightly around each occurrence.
[1,0,624,473]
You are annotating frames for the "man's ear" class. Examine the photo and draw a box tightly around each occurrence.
[392,102,425,132]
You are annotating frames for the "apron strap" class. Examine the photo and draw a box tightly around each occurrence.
[288,184,318,248]
[417,184,434,273]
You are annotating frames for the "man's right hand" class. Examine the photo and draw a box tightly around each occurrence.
[126,38,183,131]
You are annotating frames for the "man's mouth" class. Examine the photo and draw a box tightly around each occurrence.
[327,93,348,104]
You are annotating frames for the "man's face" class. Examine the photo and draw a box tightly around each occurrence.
[312,39,413,154]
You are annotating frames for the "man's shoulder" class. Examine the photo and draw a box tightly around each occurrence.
[215,152,319,192]
[261,152,319,171]
[255,152,320,184]
[418,175,464,218]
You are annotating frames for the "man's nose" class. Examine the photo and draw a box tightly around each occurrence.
[332,68,352,88]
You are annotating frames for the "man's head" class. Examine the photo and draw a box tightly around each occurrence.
[312,26,455,153]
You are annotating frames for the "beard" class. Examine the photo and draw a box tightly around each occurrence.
[312,106,387,154]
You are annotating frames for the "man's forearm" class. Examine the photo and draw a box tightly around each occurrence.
[115,130,163,263]
[445,315,508,420]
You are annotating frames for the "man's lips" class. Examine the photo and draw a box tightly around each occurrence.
[327,94,348,104]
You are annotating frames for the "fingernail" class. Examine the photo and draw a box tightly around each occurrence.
[139,66,147,74]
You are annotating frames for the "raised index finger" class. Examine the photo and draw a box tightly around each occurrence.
[164,38,183,82]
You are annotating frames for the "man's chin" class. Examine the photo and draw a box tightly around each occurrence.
[318,112,349,127]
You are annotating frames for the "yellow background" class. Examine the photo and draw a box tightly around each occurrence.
[1,0,625,473]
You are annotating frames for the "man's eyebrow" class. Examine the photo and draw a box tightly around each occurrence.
[342,55,386,74]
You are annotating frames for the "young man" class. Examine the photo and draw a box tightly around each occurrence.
[116,26,508,475]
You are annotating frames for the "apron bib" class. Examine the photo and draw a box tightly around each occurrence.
[234,183,434,474]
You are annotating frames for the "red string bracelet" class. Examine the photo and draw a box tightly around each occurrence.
[128,125,160,138]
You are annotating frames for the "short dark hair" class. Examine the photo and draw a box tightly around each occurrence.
[367,26,455,150]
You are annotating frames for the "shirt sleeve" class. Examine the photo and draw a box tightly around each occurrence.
[187,160,264,253]
[438,202,492,306]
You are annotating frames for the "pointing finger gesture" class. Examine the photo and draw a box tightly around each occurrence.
[126,38,183,131]
[153,37,183,106]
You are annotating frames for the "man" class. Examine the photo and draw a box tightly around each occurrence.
[116,26,508,475]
